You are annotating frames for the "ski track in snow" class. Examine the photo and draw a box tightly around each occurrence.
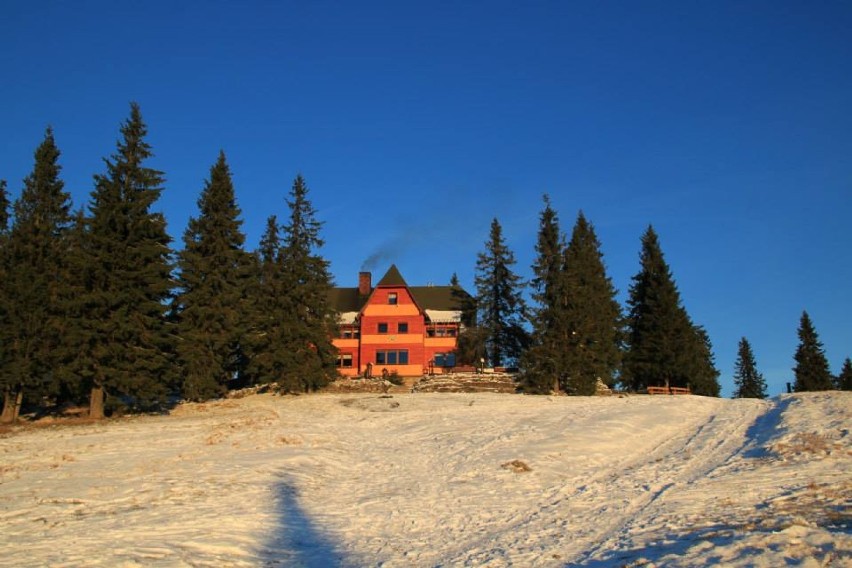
[0,392,849,567]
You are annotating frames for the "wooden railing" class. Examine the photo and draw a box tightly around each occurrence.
[647,386,691,395]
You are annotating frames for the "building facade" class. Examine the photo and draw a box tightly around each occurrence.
[330,265,471,377]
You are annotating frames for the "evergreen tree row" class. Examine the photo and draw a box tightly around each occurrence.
[2,107,848,420]
[0,104,338,422]
[465,197,849,397]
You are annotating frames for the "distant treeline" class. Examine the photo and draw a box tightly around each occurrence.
[1,104,849,422]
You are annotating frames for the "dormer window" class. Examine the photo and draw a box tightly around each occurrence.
[388,292,398,305]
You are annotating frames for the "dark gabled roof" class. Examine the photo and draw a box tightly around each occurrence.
[409,286,469,311]
[327,265,473,313]
[376,264,407,287]
[328,287,366,313]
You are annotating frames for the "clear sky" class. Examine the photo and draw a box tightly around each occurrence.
[2,1,850,396]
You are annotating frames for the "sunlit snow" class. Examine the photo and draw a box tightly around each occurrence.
[1,392,849,566]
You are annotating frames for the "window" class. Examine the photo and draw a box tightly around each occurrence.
[376,350,409,365]
[434,352,456,367]
[397,322,408,334]
[336,353,353,368]
[377,322,388,334]
[388,292,398,305]
[427,324,458,338]
[340,326,360,339]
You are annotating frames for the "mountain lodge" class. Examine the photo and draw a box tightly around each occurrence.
[329,265,472,377]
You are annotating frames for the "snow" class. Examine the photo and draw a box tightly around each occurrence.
[424,309,462,323]
[1,392,849,567]
[337,312,359,325]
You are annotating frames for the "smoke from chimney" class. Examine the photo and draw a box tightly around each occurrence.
[360,232,419,272]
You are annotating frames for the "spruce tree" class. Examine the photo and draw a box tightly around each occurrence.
[450,273,483,366]
[837,357,852,391]
[245,216,292,387]
[474,218,528,368]
[55,209,90,404]
[74,103,176,417]
[793,311,834,392]
[0,179,15,421]
[279,174,338,391]
[174,152,254,401]
[732,337,767,398]
[624,226,719,395]
[0,130,74,422]
[521,196,568,393]
[246,201,337,393]
[0,180,8,232]
[559,212,622,395]
[684,325,721,397]
[449,272,477,328]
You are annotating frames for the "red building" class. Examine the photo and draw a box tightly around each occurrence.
[330,265,471,377]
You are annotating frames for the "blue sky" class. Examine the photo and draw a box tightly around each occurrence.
[2,1,850,396]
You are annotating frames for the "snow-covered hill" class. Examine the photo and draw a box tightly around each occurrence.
[1,392,849,567]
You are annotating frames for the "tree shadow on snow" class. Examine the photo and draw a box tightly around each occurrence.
[574,525,746,568]
[741,396,795,459]
[259,476,348,567]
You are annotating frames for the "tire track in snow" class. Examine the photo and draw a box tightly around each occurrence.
[571,397,769,566]
[428,398,721,565]
[437,397,767,566]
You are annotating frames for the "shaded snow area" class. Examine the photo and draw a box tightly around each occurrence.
[1,392,850,567]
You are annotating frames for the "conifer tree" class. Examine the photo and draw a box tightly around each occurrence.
[624,226,719,395]
[684,325,721,397]
[450,273,483,366]
[732,337,767,398]
[74,103,176,418]
[245,216,295,387]
[174,152,253,400]
[450,272,477,328]
[0,179,15,421]
[0,130,74,422]
[793,311,834,392]
[521,196,567,393]
[474,218,528,368]
[55,209,89,404]
[0,180,8,232]
[279,174,338,390]
[837,357,852,391]
[559,212,622,395]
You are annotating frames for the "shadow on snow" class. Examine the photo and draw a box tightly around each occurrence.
[574,524,745,567]
[259,475,349,567]
[741,395,795,459]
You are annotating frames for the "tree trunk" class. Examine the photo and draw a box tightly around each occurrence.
[89,385,105,419]
[1,386,23,424]
[1,389,13,424]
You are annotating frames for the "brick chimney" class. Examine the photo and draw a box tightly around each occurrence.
[358,272,372,296]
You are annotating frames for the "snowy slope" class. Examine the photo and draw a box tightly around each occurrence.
[0,392,849,567]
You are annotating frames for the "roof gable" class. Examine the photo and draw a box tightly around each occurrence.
[376,264,408,287]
